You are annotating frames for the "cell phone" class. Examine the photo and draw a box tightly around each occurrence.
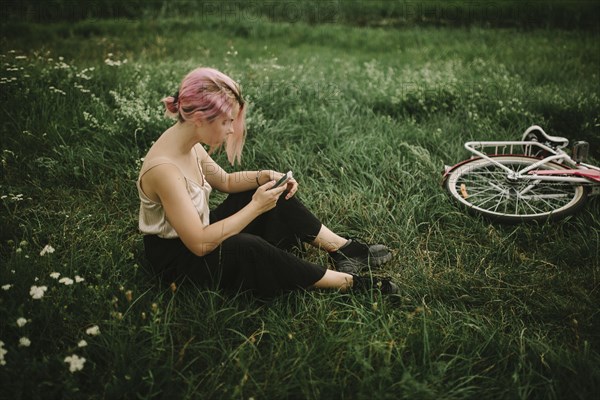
[270,171,293,190]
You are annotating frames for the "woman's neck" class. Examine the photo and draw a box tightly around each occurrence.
[161,121,201,155]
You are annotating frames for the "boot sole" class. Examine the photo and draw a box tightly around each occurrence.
[335,251,393,273]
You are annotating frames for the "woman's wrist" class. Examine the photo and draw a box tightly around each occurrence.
[256,170,262,186]
[256,170,274,186]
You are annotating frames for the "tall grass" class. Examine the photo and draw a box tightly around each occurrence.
[1,12,599,400]
[3,0,600,30]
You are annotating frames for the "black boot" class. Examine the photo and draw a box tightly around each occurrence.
[329,238,393,273]
[350,273,399,295]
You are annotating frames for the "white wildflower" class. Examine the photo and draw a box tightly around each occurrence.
[48,86,66,95]
[74,82,90,92]
[74,275,85,283]
[16,318,27,328]
[40,244,55,256]
[54,60,70,70]
[76,69,92,80]
[50,272,61,279]
[85,325,100,336]
[64,354,86,373]
[29,285,48,299]
[104,55,127,67]
[77,340,87,348]
[18,337,31,347]
[0,341,7,366]
[59,277,74,286]
[82,111,99,127]
[1,284,12,291]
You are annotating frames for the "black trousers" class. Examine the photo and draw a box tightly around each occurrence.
[143,191,327,297]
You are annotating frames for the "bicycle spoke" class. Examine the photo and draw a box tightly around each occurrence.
[445,156,587,221]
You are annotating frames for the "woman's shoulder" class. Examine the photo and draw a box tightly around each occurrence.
[139,155,178,177]
[138,159,186,203]
[192,143,209,161]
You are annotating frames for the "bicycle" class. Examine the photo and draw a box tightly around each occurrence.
[442,125,600,223]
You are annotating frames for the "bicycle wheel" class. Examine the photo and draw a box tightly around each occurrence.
[444,156,589,223]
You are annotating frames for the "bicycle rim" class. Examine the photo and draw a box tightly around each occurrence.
[444,156,588,222]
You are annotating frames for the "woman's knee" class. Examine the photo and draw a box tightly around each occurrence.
[221,233,272,259]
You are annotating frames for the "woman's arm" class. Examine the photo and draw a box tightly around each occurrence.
[198,144,298,198]
[143,163,286,256]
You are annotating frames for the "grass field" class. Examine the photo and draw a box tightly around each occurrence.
[1,2,599,399]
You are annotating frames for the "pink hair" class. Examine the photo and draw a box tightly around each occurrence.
[162,67,246,165]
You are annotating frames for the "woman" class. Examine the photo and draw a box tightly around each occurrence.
[137,67,397,297]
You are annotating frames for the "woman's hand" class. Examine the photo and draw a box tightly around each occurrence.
[283,177,298,200]
[251,180,288,214]
[268,170,298,200]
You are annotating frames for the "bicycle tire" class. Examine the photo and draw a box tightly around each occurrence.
[444,155,589,223]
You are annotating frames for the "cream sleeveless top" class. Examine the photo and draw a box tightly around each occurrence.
[137,159,212,238]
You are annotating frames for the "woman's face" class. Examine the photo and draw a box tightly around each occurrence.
[205,103,239,147]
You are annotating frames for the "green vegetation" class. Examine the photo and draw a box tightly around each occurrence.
[1,2,599,399]
[4,0,600,30]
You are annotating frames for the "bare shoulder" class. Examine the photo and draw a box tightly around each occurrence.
[140,161,185,202]
[193,143,209,162]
